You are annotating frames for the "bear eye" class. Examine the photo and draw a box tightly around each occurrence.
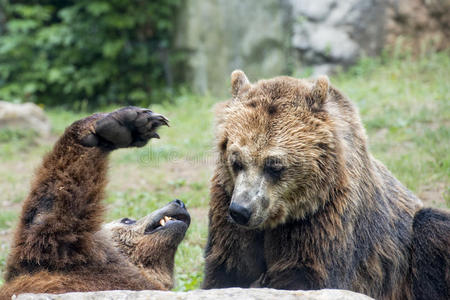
[230,153,244,173]
[120,218,136,225]
[264,157,284,180]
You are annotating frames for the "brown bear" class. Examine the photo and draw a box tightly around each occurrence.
[203,71,450,300]
[0,107,190,299]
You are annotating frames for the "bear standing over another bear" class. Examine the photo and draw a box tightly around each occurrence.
[203,71,450,299]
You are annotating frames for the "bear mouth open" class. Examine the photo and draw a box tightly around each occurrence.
[144,212,190,234]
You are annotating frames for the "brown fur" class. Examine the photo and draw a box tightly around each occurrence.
[203,71,448,299]
[0,107,189,299]
[411,208,450,300]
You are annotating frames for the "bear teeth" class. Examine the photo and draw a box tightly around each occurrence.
[159,216,174,227]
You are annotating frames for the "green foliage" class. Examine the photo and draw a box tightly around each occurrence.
[174,219,207,290]
[175,271,203,291]
[0,0,182,107]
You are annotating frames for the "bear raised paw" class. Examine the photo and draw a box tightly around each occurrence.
[81,106,169,149]
[0,107,189,298]
[203,71,449,300]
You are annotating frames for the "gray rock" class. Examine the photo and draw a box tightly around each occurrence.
[0,101,51,137]
[291,0,335,22]
[290,0,384,67]
[15,288,374,300]
[297,25,359,62]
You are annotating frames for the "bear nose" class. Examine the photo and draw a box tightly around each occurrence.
[229,202,252,225]
[173,199,186,209]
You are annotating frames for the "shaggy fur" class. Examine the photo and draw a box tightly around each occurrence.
[411,208,450,300]
[203,71,448,299]
[0,107,190,298]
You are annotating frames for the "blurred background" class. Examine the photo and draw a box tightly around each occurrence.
[0,0,448,291]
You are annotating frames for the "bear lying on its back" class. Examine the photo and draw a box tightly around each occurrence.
[0,107,190,298]
[203,71,449,300]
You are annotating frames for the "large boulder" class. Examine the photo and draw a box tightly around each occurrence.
[0,101,51,137]
[15,288,374,300]
[290,0,385,75]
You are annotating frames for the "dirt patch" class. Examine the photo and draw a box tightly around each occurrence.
[108,155,215,194]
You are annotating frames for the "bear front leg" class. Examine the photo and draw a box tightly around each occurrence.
[4,107,167,281]
[202,176,266,288]
[203,229,266,289]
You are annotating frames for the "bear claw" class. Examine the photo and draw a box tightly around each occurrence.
[84,106,169,149]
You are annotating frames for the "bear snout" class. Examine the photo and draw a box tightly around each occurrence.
[229,202,252,225]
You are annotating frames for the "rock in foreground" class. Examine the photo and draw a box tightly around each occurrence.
[15,288,373,300]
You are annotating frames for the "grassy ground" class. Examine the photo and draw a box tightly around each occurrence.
[0,50,448,289]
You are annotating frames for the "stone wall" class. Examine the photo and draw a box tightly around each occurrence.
[174,0,449,96]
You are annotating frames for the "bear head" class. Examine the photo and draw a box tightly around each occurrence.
[101,199,190,288]
[216,70,350,229]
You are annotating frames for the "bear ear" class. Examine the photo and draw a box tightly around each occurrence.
[231,70,251,98]
[309,75,329,110]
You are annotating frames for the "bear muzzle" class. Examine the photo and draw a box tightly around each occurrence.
[229,202,252,225]
[229,188,269,228]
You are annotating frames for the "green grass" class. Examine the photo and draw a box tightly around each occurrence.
[0,50,448,290]
[0,211,18,231]
[0,246,7,286]
[334,51,450,207]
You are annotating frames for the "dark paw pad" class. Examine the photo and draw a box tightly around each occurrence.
[82,107,169,149]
